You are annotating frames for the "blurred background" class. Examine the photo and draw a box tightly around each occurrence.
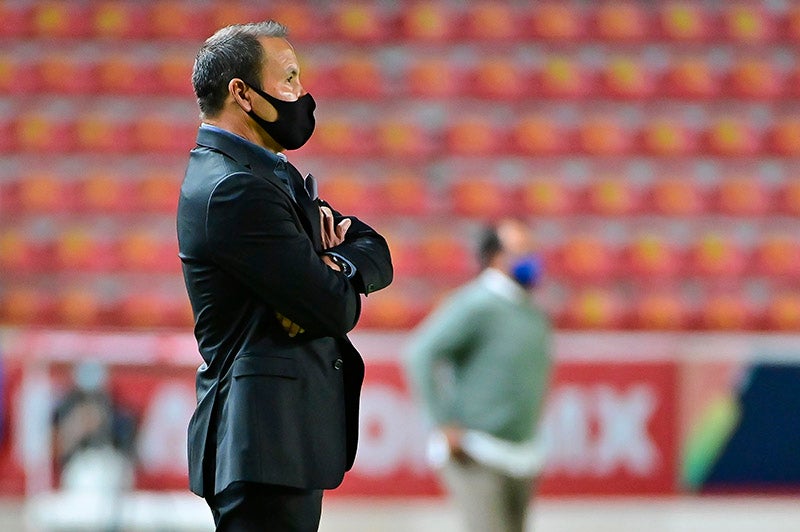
[0,0,799,530]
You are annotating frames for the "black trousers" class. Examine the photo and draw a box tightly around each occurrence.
[206,481,324,532]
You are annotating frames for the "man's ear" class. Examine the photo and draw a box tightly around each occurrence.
[229,78,252,113]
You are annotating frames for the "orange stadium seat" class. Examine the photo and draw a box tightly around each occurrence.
[563,287,627,329]
[267,4,325,42]
[77,170,134,214]
[469,57,529,100]
[156,51,197,96]
[55,228,116,272]
[136,169,182,214]
[147,2,211,41]
[358,285,429,329]
[557,235,618,281]
[304,116,373,157]
[755,234,800,279]
[647,176,708,216]
[663,57,720,99]
[444,116,506,155]
[585,177,641,216]
[704,117,762,157]
[316,171,379,217]
[599,57,656,99]
[75,113,135,154]
[380,231,422,277]
[133,113,197,154]
[518,179,578,216]
[331,3,390,43]
[701,293,755,331]
[725,57,784,99]
[16,170,71,213]
[578,116,633,156]
[0,286,54,326]
[91,1,150,39]
[766,292,800,331]
[788,66,800,99]
[400,1,458,42]
[419,232,474,280]
[32,1,90,38]
[297,59,336,98]
[375,119,435,159]
[0,56,38,95]
[536,56,593,99]
[634,290,691,330]
[0,230,45,274]
[722,4,776,43]
[624,233,685,279]
[780,178,800,216]
[511,114,570,156]
[334,55,386,98]
[767,117,800,156]
[689,232,748,278]
[15,111,77,153]
[117,230,177,273]
[97,54,159,95]
[528,3,586,41]
[787,5,800,43]
[449,178,512,219]
[463,2,519,40]
[640,119,698,157]
[37,53,99,95]
[56,288,104,328]
[380,170,432,216]
[713,176,772,216]
[592,2,650,42]
[657,2,713,42]
[209,3,265,32]
[405,57,466,98]
[115,291,173,328]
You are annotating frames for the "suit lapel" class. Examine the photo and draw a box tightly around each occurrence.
[286,163,322,252]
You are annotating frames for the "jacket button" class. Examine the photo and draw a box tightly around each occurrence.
[333,358,343,370]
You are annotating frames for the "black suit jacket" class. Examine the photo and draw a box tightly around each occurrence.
[177,126,392,497]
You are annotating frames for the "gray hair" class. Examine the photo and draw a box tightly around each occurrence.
[192,21,288,118]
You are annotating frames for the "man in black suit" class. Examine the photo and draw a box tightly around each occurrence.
[177,21,393,531]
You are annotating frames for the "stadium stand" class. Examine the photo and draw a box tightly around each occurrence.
[0,0,797,332]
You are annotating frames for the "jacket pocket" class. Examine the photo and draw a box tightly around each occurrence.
[232,355,298,379]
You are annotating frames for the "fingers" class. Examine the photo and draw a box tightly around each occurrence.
[319,206,350,249]
[335,218,351,241]
[275,312,305,337]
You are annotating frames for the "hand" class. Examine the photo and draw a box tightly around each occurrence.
[275,312,305,337]
[320,206,351,249]
[321,254,341,271]
[441,425,471,464]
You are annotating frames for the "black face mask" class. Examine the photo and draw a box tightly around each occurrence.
[247,85,316,150]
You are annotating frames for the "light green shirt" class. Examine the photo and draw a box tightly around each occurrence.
[405,269,553,443]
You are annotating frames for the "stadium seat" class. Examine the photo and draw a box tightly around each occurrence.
[624,233,684,278]
[463,2,519,40]
[209,3,263,32]
[37,53,98,95]
[592,2,650,41]
[117,230,177,273]
[511,114,569,155]
[0,286,53,326]
[316,171,378,217]
[444,116,506,155]
[331,3,390,43]
[91,1,150,39]
[449,178,512,219]
[56,289,103,328]
[0,2,32,38]
[536,56,593,99]
[689,232,748,278]
[558,236,618,281]
[76,170,131,214]
[648,176,707,216]
[713,176,772,216]
[304,116,373,157]
[358,284,429,329]
[116,291,172,328]
[781,179,800,216]
[405,57,465,98]
[297,59,336,98]
[766,292,800,331]
[0,55,39,94]
[634,291,690,330]
[663,57,720,99]
[32,1,90,38]
[334,55,386,99]
[97,54,159,95]
[418,232,474,279]
[16,171,70,213]
[703,117,761,157]
[518,179,577,216]
[400,1,458,42]
[585,177,641,216]
[0,114,17,153]
[563,287,626,329]
[136,170,182,214]
[578,116,633,155]
[15,111,77,153]
[55,228,115,272]
[722,4,776,43]
[657,2,712,42]
[701,293,754,330]
[380,170,432,216]
[767,117,800,156]
[528,3,586,40]
[133,114,197,154]
[469,57,529,100]
[640,119,698,156]
[754,235,800,278]
[0,230,44,274]
[599,57,656,99]
[267,4,325,42]
[375,119,435,159]
[725,57,784,99]
[75,113,135,154]
[787,5,800,43]
[156,52,196,96]
[147,2,211,41]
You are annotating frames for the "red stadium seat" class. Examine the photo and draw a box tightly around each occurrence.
[133,113,197,154]
[766,293,800,331]
[400,1,458,42]
[0,114,17,153]
[316,171,378,217]
[0,55,39,95]
[701,293,755,331]
[419,232,474,280]
[209,3,264,32]
[469,57,529,100]
[648,177,707,216]
[91,1,150,39]
[563,288,627,329]
[585,177,641,216]
[536,56,593,99]
[75,113,135,154]
[592,2,650,42]
[297,59,336,98]
[713,176,772,216]
[519,179,577,216]
[32,1,90,38]
[376,119,435,159]
[97,54,159,95]
[147,2,211,41]
[0,286,54,326]
[663,57,720,99]
[358,285,429,329]
[657,2,713,42]
[156,52,196,96]
[578,117,633,156]
[755,234,800,278]
[599,57,656,99]
[380,170,432,216]
[558,236,618,281]
[0,230,46,274]
[722,4,776,43]
[463,2,519,41]
[405,57,465,98]
[269,4,325,42]
[529,3,586,41]
[640,119,698,156]
[0,2,32,38]
[55,228,116,272]
[704,117,762,157]
[16,171,72,213]
[780,179,800,216]
[624,233,684,278]
[304,116,373,157]
[15,111,77,153]
[56,289,103,328]
[444,117,506,155]
[116,291,172,328]
[37,53,99,95]
[725,57,784,99]
[449,178,512,219]
[689,232,748,278]
[136,170,182,214]
[334,55,386,98]
[331,3,390,43]
[511,114,570,156]
[77,171,133,214]
[117,230,176,273]
[767,117,800,156]
[787,5,800,43]
[634,291,691,330]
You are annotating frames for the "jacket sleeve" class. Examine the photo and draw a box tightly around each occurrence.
[206,172,360,337]
[319,199,393,295]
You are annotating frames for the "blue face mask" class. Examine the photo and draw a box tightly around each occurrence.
[510,255,542,288]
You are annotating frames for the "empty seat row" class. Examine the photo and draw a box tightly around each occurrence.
[1,2,797,44]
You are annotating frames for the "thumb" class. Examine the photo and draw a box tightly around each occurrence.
[337,218,352,237]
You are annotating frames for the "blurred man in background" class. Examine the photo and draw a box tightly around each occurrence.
[405,218,552,532]
[178,21,392,531]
